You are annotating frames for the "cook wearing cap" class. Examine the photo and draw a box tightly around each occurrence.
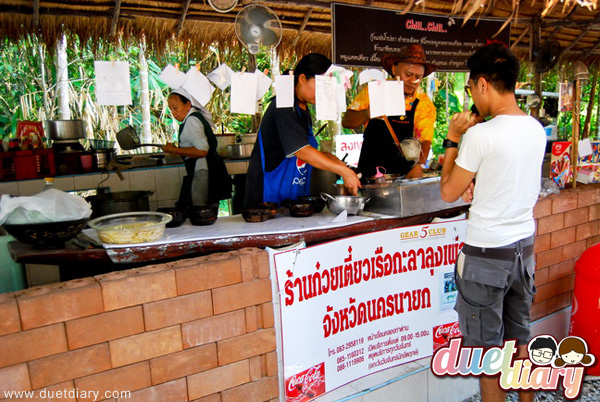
[163,88,231,208]
[342,44,437,179]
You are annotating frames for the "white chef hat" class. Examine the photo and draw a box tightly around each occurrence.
[170,87,216,130]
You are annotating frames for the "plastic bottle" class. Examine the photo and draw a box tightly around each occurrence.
[42,177,55,191]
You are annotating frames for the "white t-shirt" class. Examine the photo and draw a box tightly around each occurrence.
[179,108,209,171]
[455,115,547,247]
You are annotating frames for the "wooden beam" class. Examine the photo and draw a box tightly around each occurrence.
[543,14,600,29]
[292,8,313,47]
[562,27,590,54]
[110,0,122,37]
[585,41,600,58]
[176,0,193,37]
[33,0,40,28]
[510,24,530,50]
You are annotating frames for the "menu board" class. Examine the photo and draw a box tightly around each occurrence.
[332,3,511,71]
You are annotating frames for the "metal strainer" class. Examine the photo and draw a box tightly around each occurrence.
[116,126,163,150]
[400,138,421,163]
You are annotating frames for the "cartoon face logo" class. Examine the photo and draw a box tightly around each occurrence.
[296,158,307,176]
[552,336,596,368]
[528,335,557,365]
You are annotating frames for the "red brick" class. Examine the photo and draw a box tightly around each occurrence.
[74,362,152,402]
[578,187,600,207]
[191,395,221,402]
[66,306,144,350]
[249,356,262,381]
[232,248,270,280]
[534,275,575,303]
[0,364,30,394]
[187,360,250,400]
[552,192,578,214]
[550,227,576,249]
[564,207,589,227]
[0,324,67,368]
[534,267,549,287]
[29,344,111,389]
[548,260,575,282]
[537,213,564,235]
[536,248,563,269]
[118,378,187,402]
[589,204,600,220]
[534,234,550,254]
[212,279,272,315]
[217,328,276,365]
[530,300,547,321]
[175,255,241,295]
[576,221,599,241]
[0,293,20,336]
[547,291,573,314]
[144,291,212,331]
[533,197,552,219]
[245,306,258,333]
[586,235,600,249]
[150,344,218,385]
[96,265,177,311]
[182,310,246,348]
[261,302,275,329]
[562,240,587,261]
[109,326,182,367]
[16,278,104,330]
[221,376,279,402]
[265,351,278,377]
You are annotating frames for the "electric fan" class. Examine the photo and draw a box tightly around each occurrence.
[235,4,282,54]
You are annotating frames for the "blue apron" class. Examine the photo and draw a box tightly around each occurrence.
[258,119,317,204]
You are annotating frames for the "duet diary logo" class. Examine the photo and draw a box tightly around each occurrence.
[431,336,595,399]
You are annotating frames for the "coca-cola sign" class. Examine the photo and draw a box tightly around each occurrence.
[285,363,326,402]
[433,322,462,352]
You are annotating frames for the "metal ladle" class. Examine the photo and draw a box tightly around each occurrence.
[116,126,163,150]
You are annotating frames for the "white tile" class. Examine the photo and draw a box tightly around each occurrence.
[348,361,425,393]
[0,182,19,196]
[530,306,571,340]
[128,170,157,202]
[154,168,182,202]
[73,173,105,191]
[102,171,131,193]
[359,367,429,402]
[17,179,45,195]
[157,199,179,209]
[427,368,479,402]
[54,176,75,191]
[26,264,60,286]
[149,201,158,211]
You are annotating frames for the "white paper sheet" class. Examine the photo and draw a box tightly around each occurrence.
[94,61,132,105]
[368,80,405,118]
[207,63,234,90]
[427,72,437,99]
[182,67,215,106]
[315,75,339,121]
[159,64,187,89]
[325,64,354,86]
[255,70,273,101]
[230,72,258,114]
[275,75,294,108]
[359,69,385,85]
[579,138,593,157]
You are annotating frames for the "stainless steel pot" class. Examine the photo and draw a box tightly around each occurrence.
[45,120,86,140]
[85,190,153,218]
[320,193,370,215]
[227,143,253,159]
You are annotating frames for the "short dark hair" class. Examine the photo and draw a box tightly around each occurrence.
[467,43,519,93]
[169,92,191,105]
[529,336,557,353]
[293,53,332,86]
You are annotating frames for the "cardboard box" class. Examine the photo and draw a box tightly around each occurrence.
[550,141,572,187]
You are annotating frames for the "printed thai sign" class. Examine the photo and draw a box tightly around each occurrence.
[332,3,510,71]
[271,220,467,401]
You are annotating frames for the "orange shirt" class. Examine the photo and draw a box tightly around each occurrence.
[347,86,436,143]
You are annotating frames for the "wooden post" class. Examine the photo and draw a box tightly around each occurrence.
[571,79,581,188]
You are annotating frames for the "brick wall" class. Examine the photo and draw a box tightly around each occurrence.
[532,185,600,321]
[0,248,279,402]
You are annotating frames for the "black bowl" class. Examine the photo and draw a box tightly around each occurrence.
[156,207,187,228]
[297,196,326,213]
[288,202,315,218]
[3,217,90,248]
[188,206,218,226]
[242,208,272,223]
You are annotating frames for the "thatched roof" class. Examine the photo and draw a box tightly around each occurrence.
[2,0,600,65]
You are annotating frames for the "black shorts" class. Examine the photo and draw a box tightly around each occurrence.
[454,236,536,348]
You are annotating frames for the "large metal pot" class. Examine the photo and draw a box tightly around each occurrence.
[45,120,86,140]
[227,143,253,159]
[320,193,370,215]
[85,191,153,218]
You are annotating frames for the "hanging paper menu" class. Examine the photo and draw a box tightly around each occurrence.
[94,61,132,105]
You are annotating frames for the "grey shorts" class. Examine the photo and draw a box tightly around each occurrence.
[454,236,536,348]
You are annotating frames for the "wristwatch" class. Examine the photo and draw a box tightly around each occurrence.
[442,138,459,149]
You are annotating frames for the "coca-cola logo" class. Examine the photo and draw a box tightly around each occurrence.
[435,322,461,339]
[287,365,323,391]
